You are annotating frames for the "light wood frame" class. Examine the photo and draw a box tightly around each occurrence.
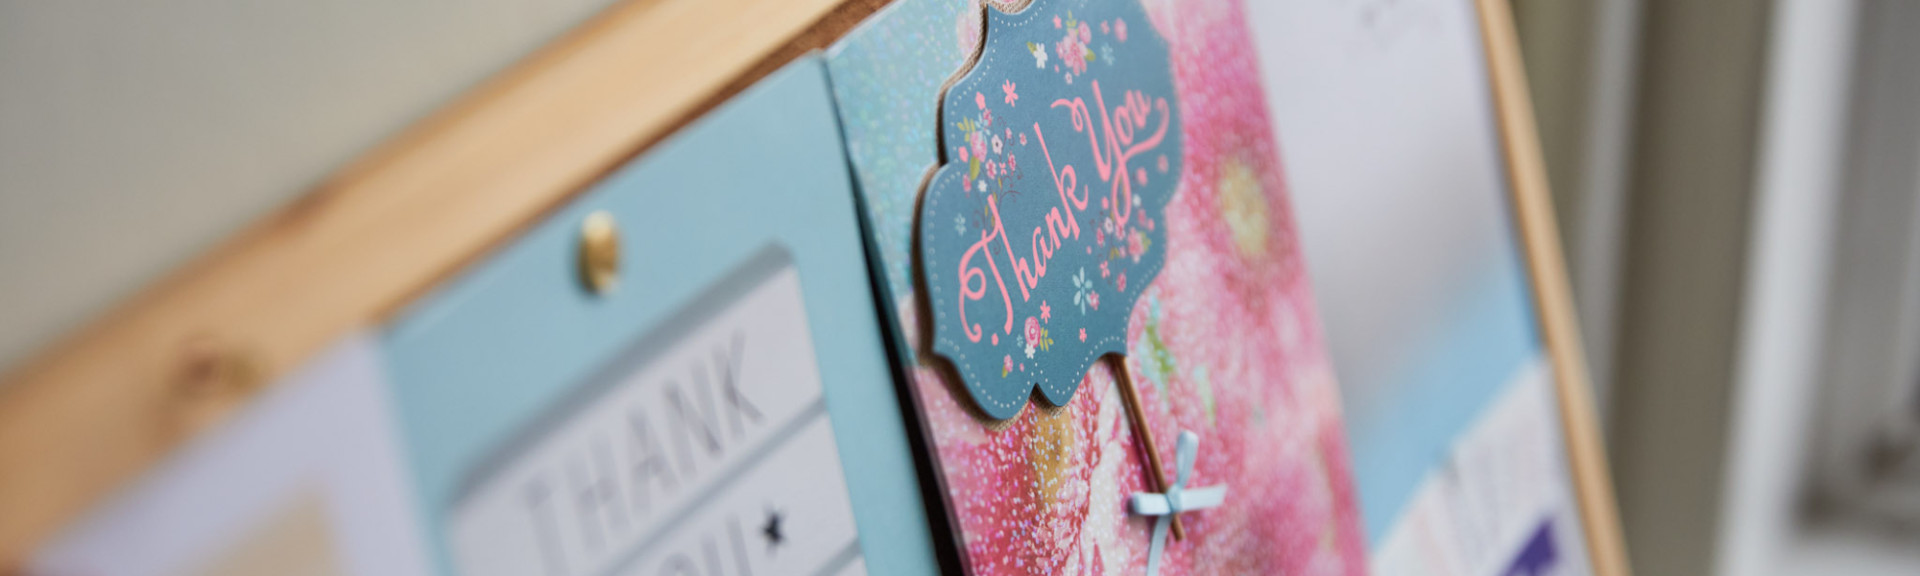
[1478,0,1631,574]
[0,1,1629,574]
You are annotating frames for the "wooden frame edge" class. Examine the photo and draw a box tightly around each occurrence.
[0,1,1636,573]
[0,0,881,565]
[1475,1,1633,575]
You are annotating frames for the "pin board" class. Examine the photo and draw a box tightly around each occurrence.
[0,0,1625,575]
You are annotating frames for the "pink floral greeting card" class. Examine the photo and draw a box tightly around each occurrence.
[826,0,1368,573]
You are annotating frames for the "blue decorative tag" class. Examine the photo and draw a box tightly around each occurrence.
[917,0,1181,420]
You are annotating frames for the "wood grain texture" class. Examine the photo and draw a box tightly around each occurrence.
[0,0,867,566]
[1475,1,1633,575]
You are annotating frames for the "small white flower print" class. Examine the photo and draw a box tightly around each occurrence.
[1072,267,1095,314]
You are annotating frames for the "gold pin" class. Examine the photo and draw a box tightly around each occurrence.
[579,211,621,295]
[168,334,264,440]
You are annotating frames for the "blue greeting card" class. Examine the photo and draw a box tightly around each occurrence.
[380,57,940,576]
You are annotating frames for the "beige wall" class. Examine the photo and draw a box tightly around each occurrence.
[0,0,620,371]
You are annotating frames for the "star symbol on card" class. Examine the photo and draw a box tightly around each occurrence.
[761,507,785,551]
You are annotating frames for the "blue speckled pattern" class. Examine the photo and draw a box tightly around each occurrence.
[827,0,980,301]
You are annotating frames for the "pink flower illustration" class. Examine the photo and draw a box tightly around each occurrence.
[1087,291,1100,310]
[1117,272,1127,292]
[1129,231,1145,258]
[1002,354,1012,374]
[1018,133,1027,146]
[982,108,993,127]
[1008,154,1018,172]
[987,161,998,179]
[970,131,987,160]
[958,145,969,163]
[1041,301,1051,322]
[1078,328,1087,342]
[1053,15,1062,28]
[975,91,987,110]
[1003,80,1019,106]
[1100,261,1110,278]
[1115,18,1128,42]
[1079,22,1091,43]
[1056,31,1089,75]
[1024,316,1041,345]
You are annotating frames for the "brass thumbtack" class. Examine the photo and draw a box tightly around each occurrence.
[579,210,621,295]
[167,334,265,440]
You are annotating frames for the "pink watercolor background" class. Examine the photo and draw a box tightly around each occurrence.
[895,0,1370,574]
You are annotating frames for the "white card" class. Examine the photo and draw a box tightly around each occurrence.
[448,264,865,576]
[30,335,433,576]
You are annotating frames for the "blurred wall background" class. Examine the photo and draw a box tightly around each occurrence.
[4,0,1919,575]
[0,0,625,370]
[1516,0,1920,575]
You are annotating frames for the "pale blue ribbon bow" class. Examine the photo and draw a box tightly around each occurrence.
[1128,430,1227,576]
